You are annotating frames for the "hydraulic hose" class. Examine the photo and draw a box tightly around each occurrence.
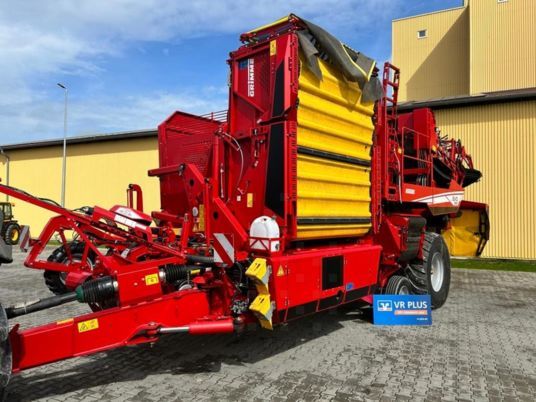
[185,255,215,265]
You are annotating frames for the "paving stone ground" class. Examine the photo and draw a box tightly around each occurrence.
[1,249,535,402]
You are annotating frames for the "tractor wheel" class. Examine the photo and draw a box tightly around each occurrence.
[411,232,451,309]
[385,275,412,295]
[3,224,20,246]
[0,336,10,402]
[0,304,11,402]
[44,241,95,295]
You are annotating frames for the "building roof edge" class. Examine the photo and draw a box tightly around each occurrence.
[392,5,466,23]
[0,129,158,151]
[397,88,536,111]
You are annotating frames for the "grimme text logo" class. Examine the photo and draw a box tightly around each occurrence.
[247,58,255,97]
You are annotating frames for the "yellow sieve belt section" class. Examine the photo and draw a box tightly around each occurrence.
[296,55,375,239]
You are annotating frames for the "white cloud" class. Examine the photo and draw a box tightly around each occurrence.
[1,1,396,41]
[75,88,229,134]
[0,87,229,144]
[0,0,398,143]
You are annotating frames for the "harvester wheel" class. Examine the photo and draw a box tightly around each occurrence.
[412,232,451,309]
[385,275,412,295]
[3,223,20,246]
[44,241,96,295]
[43,271,69,295]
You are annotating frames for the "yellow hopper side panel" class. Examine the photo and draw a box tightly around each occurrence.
[296,54,374,239]
[442,208,488,257]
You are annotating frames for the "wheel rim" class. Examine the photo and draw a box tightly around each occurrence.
[59,272,68,285]
[430,253,445,292]
[60,254,94,285]
[398,284,410,295]
[398,285,409,295]
[10,230,19,242]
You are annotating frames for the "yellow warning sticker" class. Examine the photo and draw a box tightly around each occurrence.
[270,40,277,56]
[77,318,99,333]
[277,265,285,277]
[247,193,254,208]
[56,318,74,325]
[145,273,159,286]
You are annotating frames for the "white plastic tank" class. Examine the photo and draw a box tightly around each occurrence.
[249,216,280,252]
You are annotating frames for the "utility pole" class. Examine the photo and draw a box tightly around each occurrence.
[57,83,68,207]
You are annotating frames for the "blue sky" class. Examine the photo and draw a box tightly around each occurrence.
[0,0,462,145]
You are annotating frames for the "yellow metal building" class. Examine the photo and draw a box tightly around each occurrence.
[393,0,536,259]
[393,0,536,101]
[0,131,161,237]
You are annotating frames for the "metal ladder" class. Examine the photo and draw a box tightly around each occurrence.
[381,63,401,201]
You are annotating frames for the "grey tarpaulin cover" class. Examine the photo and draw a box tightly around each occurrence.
[294,14,383,103]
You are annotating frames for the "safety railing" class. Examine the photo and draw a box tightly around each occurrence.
[400,127,433,187]
[201,110,228,123]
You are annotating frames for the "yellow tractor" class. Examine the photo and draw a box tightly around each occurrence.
[0,202,20,245]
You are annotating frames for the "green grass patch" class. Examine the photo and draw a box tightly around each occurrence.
[46,240,62,246]
[452,258,536,272]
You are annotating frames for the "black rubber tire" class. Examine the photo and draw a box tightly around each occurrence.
[0,339,10,402]
[412,232,451,309]
[0,303,11,402]
[43,270,69,295]
[385,275,413,295]
[44,241,95,295]
[3,223,20,246]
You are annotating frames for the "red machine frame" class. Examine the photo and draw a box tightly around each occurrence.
[0,16,487,380]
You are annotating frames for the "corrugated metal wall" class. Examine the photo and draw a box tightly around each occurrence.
[1,138,160,234]
[393,0,536,99]
[392,7,469,102]
[435,100,536,259]
[469,0,536,94]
